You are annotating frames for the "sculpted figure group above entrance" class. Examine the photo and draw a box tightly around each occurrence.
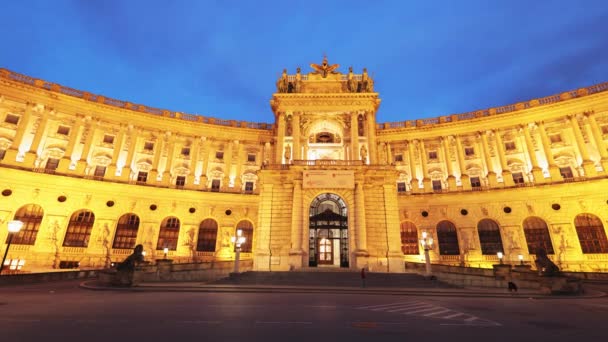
[275,56,375,94]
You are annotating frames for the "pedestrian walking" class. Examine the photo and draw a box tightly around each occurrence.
[360,267,366,288]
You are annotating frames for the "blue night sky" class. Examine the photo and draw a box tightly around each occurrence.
[1,1,607,124]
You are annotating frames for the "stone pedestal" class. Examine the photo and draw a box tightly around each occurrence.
[253,250,271,271]
[492,264,512,280]
[447,175,457,190]
[502,171,514,187]
[532,167,545,184]
[539,276,583,295]
[155,259,173,281]
[56,158,73,173]
[288,249,305,270]
[2,149,22,165]
[460,175,471,191]
[74,160,88,175]
[582,161,597,177]
[118,167,132,182]
[548,165,562,181]
[22,152,37,167]
[487,172,498,187]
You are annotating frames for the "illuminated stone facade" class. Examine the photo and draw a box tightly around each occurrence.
[1,60,607,273]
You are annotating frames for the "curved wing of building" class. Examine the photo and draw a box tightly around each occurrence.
[1,60,607,273]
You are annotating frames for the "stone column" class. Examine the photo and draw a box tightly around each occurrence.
[74,118,98,174]
[200,138,211,190]
[24,107,50,166]
[186,136,201,189]
[480,131,498,186]
[222,140,233,190]
[407,140,418,191]
[119,127,140,182]
[418,140,432,191]
[234,141,244,190]
[4,102,34,163]
[442,136,456,189]
[107,125,127,179]
[354,181,369,261]
[537,121,561,180]
[289,180,304,268]
[493,130,514,186]
[569,114,596,176]
[161,135,177,186]
[292,112,301,161]
[275,112,285,164]
[586,112,608,172]
[148,133,166,183]
[386,143,393,165]
[57,116,84,173]
[455,135,471,190]
[523,124,545,183]
[254,183,273,271]
[383,184,405,273]
[350,112,359,160]
[366,111,378,164]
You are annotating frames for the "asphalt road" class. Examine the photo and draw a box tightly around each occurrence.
[1,281,607,342]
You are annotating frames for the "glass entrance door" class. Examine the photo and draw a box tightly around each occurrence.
[318,237,333,265]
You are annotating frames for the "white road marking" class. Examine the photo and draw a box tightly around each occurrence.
[358,301,422,310]
[423,309,451,317]
[386,304,433,312]
[256,321,312,324]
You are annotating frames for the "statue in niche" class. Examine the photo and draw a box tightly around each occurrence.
[276,69,288,93]
[347,66,357,92]
[294,67,302,93]
[360,145,368,161]
[284,145,291,161]
[310,55,339,78]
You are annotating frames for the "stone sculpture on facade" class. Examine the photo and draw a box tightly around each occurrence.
[294,67,302,93]
[347,66,357,92]
[310,55,339,77]
[535,246,560,276]
[276,69,288,93]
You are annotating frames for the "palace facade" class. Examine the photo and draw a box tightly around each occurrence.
[1,60,607,274]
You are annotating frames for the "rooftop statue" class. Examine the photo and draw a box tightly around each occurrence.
[276,68,289,93]
[310,55,339,78]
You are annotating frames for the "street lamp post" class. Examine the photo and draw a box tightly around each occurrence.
[163,247,169,260]
[419,231,434,277]
[231,229,246,273]
[1,220,24,275]
[497,251,504,265]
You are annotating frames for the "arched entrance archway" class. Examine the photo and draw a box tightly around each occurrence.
[309,193,349,267]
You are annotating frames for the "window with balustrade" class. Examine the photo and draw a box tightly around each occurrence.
[45,158,59,172]
[574,214,608,254]
[400,221,419,255]
[245,181,254,193]
[437,220,460,255]
[196,219,218,252]
[9,204,44,245]
[137,171,148,183]
[397,182,407,193]
[63,210,95,247]
[477,219,504,255]
[512,172,524,184]
[211,179,221,192]
[94,166,106,178]
[236,220,254,253]
[432,180,442,191]
[112,214,140,249]
[157,217,180,251]
[176,176,186,187]
[522,217,554,254]
[470,177,481,189]
[559,167,573,179]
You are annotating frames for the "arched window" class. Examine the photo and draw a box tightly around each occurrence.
[157,217,180,251]
[63,210,95,247]
[574,214,608,254]
[113,214,140,249]
[437,220,460,255]
[236,220,253,253]
[196,219,218,252]
[10,204,44,245]
[400,221,419,255]
[477,219,504,255]
[522,217,554,254]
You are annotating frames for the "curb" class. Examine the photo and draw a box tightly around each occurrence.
[78,280,606,299]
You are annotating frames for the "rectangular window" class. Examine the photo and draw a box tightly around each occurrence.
[394,154,403,162]
[137,171,148,183]
[176,176,186,187]
[505,141,516,151]
[45,158,59,171]
[470,176,481,188]
[559,167,574,179]
[601,125,608,135]
[397,182,407,193]
[428,151,438,160]
[464,147,475,156]
[0,149,5,161]
[144,141,154,151]
[181,147,190,156]
[59,261,79,269]
[216,151,224,160]
[57,125,70,135]
[4,114,20,125]
[245,181,254,192]
[549,134,562,144]
[94,166,106,178]
[103,134,115,144]
[247,153,256,163]
[211,179,221,192]
[432,180,442,191]
[512,172,524,184]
